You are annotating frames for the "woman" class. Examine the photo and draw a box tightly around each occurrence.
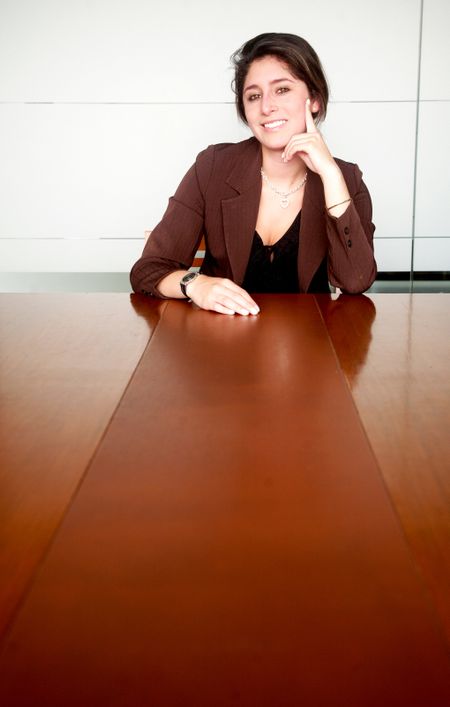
[130,33,377,315]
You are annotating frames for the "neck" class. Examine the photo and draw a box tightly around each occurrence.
[261,147,307,186]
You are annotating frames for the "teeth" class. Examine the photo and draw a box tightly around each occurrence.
[264,120,286,129]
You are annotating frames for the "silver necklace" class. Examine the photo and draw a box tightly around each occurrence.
[260,168,307,209]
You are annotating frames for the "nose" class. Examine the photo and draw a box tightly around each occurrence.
[261,93,277,116]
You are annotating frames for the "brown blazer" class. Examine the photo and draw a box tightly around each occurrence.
[130,137,376,295]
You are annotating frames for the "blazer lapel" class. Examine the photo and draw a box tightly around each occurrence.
[298,170,328,292]
[221,139,262,285]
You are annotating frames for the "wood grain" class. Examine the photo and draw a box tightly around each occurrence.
[317,293,450,642]
[0,293,164,637]
[0,296,448,706]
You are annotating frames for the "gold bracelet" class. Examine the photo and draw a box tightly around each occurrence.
[326,197,352,211]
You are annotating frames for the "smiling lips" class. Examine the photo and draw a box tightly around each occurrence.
[262,119,287,130]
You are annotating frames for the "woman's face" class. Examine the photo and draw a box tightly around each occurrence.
[242,55,319,153]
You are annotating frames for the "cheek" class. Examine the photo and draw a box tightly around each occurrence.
[293,105,307,125]
[243,103,257,125]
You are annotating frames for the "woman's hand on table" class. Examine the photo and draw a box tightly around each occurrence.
[187,275,260,316]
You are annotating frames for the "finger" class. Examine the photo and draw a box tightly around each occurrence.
[283,132,316,153]
[305,98,317,133]
[202,284,250,315]
[226,292,260,315]
[283,136,314,162]
[212,296,255,316]
[220,293,256,316]
[222,282,260,314]
[213,302,238,315]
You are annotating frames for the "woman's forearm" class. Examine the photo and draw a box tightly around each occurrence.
[156,270,190,298]
[321,164,352,218]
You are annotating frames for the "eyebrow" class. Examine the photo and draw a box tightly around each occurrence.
[243,77,296,93]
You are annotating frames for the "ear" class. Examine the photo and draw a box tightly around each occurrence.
[310,97,321,115]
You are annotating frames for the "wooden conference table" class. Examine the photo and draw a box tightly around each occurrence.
[0,293,449,706]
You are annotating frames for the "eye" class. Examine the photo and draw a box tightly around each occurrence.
[277,86,290,94]
[247,93,261,102]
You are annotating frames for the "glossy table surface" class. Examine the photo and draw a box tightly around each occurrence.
[0,293,449,706]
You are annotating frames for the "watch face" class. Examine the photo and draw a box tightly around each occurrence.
[181,271,199,297]
[183,272,197,284]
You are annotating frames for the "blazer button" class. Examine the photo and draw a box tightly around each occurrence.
[344,226,350,235]
[347,239,352,248]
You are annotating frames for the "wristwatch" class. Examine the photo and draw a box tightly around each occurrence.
[180,271,200,298]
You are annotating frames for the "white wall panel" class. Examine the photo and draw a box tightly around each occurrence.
[0,101,414,246]
[373,239,412,272]
[0,103,249,239]
[420,0,450,100]
[0,238,143,272]
[413,238,450,271]
[415,101,450,238]
[0,0,420,103]
[323,102,416,239]
[0,236,416,274]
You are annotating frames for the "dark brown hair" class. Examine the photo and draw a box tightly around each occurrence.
[231,33,329,124]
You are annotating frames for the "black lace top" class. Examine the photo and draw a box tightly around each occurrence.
[242,212,329,294]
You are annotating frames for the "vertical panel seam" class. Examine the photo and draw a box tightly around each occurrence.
[411,0,425,288]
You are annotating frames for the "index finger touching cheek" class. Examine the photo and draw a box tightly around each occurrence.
[305,98,317,133]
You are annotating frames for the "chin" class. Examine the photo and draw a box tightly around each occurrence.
[255,132,283,147]
[262,139,285,153]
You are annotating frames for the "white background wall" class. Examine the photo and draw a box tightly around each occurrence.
[0,0,449,277]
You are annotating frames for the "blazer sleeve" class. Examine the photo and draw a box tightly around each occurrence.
[325,163,377,294]
[130,146,215,296]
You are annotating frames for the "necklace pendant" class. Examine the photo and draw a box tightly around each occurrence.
[280,196,289,209]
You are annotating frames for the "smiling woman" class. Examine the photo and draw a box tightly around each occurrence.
[130,33,377,313]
